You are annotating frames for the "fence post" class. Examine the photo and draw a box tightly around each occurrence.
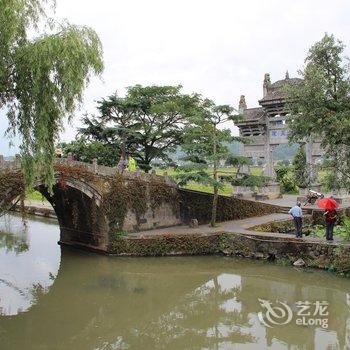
[92,158,98,174]
[15,154,21,168]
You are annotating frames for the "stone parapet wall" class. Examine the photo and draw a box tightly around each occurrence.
[0,156,177,188]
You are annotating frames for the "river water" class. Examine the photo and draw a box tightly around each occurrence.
[0,214,350,350]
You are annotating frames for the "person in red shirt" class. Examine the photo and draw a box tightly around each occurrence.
[324,209,337,241]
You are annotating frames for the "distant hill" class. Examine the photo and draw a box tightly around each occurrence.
[273,143,299,161]
[228,141,244,155]
[160,142,301,166]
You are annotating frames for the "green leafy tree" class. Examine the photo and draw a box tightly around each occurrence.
[79,85,200,172]
[80,96,140,159]
[286,33,350,189]
[1,0,104,188]
[275,164,297,193]
[225,155,252,175]
[292,145,308,188]
[59,137,120,167]
[177,100,242,227]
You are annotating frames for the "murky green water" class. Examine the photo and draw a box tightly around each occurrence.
[1,214,350,349]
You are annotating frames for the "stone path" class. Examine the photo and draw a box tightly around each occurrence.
[24,199,52,209]
[131,213,290,238]
[11,199,56,218]
[131,212,346,246]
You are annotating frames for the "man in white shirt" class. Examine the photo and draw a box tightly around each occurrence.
[288,202,303,238]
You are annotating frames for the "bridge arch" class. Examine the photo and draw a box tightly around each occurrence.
[35,174,108,251]
[1,171,109,252]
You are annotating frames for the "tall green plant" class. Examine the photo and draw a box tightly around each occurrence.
[59,138,120,167]
[292,145,308,188]
[177,99,243,227]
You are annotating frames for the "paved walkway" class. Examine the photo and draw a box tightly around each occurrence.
[131,213,290,238]
[131,212,347,245]
[23,199,52,209]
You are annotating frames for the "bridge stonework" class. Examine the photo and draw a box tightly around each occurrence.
[0,157,181,252]
[0,157,281,254]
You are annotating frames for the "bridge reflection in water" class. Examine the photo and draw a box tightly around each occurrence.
[1,215,350,350]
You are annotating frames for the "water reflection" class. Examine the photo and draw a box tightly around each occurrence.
[0,215,350,349]
[0,214,60,316]
[0,215,29,254]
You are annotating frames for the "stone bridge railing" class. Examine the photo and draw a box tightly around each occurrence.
[0,154,178,187]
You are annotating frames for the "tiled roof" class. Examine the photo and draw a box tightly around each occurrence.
[260,77,303,102]
[241,107,265,121]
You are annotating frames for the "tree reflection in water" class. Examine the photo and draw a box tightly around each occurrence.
[2,215,350,350]
[0,214,60,317]
[0,215,29,254]
[129,275,254,349]
[0,232,29,254]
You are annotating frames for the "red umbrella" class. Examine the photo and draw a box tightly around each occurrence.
[317,197,339,210]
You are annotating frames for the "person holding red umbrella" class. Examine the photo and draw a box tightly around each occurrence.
[317,196,339,241]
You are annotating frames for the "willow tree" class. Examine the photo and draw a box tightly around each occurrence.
[0,0,104,188]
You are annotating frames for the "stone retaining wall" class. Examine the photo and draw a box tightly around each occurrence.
[108,231,350,274]
[179,189,281,224]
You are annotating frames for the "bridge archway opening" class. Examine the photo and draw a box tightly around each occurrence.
[27,177,108,251]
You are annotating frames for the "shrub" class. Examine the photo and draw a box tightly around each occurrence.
[275,165,297,193]
[334,218,350,240]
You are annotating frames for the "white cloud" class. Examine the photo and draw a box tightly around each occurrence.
[1,0,350,154]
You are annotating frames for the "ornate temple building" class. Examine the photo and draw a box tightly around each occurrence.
[236,72,323,181]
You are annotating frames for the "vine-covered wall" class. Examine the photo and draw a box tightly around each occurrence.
[179,189,281,224]
[109,230,350,275]
[102,174,181,235]
[0,170,25,214]
[109,233,222,256]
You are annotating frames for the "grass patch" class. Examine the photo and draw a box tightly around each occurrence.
[183,182,233,196]
[156,166,262,177]
[155,166,263,196]
[26,190,48,202]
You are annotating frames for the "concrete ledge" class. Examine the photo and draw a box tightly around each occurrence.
[12,203,56,218]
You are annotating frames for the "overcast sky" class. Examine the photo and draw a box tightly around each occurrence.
[1,0,350,155]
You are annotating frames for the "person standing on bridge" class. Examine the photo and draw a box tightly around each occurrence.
[128,156,137,171]
[288,202,303,238]
[117,155,128,173]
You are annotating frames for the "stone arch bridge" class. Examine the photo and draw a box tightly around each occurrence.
[0,156,281,253]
